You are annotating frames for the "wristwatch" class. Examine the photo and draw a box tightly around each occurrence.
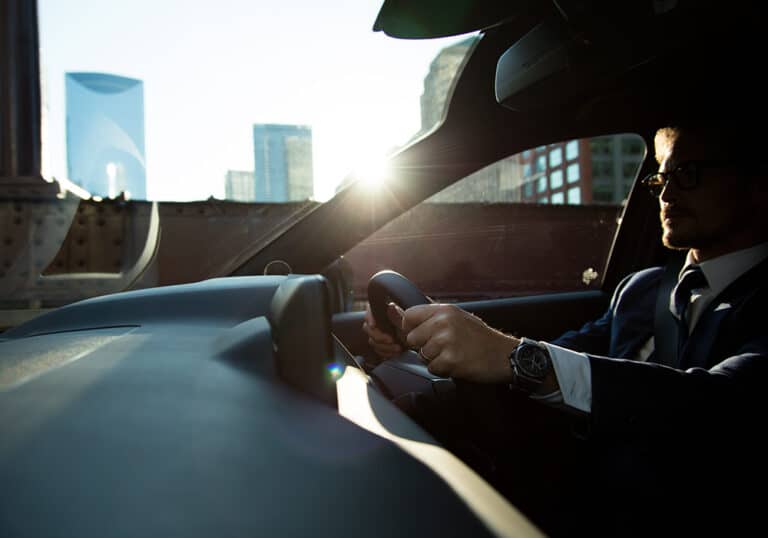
[509,337,552,394]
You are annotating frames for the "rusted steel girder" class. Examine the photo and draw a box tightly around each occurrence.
[1,0,42,179]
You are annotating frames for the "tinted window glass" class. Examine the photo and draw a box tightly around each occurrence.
[343,134,646,306]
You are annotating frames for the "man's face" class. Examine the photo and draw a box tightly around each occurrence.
[658,133,753,255]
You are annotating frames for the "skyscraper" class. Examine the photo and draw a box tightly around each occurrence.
[419,38,474,135]
[65,72,146,199]
[253,124,313,202]
[224,170,256,202]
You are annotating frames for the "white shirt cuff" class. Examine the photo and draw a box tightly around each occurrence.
[541,342,592,413]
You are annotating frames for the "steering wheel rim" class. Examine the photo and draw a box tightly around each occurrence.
[367,270,431,346]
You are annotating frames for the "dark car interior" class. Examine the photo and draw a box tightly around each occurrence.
[2,0,765,536]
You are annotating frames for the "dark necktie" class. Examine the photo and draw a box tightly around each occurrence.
[669,265,708,363]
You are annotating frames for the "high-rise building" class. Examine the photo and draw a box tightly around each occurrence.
[224,170,256,202]
[419,38,474,135]
[65,72,146,199]
[253,124,313,202]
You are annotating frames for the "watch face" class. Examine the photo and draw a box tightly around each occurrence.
[517,345,550,378]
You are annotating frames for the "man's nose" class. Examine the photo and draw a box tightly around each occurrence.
[659,177,678,202]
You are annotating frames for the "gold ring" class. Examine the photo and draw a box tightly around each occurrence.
[419,347,431,362]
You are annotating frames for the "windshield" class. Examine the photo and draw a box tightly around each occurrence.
[0,1,475,330]
[38,0,473,203]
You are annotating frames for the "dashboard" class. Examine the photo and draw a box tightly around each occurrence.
[0,275,541,537]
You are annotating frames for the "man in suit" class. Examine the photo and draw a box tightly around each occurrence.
[363,121,768,535]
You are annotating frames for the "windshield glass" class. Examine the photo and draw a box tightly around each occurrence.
[0,1,475,330]
[38,0,473,203]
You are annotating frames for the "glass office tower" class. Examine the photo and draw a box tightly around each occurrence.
[65,72,146,199]
[253,124,313,202]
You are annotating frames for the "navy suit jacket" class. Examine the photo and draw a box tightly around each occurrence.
[552,257,768,430]
[549,258,768,534]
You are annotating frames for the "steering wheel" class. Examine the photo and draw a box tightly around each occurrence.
[367,270,432,347]
[366,270,453,398]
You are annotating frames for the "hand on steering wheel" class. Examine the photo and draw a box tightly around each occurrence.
[365,270,518,383]
[366,270,432,349]
[363,303,406,359]
[364,270,431,359]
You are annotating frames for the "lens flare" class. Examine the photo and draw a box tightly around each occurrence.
[326,362,344,380]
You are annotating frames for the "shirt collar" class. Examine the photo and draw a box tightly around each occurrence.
[682,241,768,298]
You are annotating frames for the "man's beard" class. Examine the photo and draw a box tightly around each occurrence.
[662,228,692,250]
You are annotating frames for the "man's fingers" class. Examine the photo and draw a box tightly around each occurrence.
[369,337,402,356]
[363,301,405,359]
[399,303,450,349]
[386,302,404,327]
[401,304,441,333]
[427,356,451,378]
[363,320,395,344]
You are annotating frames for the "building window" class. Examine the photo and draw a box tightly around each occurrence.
[538,196,548,204]
[567,163,580,183]
[549,147,562,167]
[523,181,534,197]
[593,160,613,178]
[566,140,579,160]
[536,155,546,173]
[623,161,640,179]
[590,137,614,156]
[567,186,581,204]
[592,179,614,203]
[551,192,565,204]
[621,137,645,155]
[523,163,532,177]
[537,176,547,193]
[550,169,563,189]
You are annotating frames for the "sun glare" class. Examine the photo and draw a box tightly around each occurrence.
[354,155,391,191]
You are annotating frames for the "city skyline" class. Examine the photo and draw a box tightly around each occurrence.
[56,49,641,208]
[38,0,467,202]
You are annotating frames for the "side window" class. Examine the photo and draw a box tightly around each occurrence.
[342,134,646,308]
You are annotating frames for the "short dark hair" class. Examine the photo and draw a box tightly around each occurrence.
[653,117,754,165]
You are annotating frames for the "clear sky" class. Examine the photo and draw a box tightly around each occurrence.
[38,0,470,202]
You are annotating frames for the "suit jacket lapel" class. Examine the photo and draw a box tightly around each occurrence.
[680,258,768,368]
[681,306,731,368]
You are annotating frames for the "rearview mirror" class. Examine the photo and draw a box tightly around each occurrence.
[494,19,569,111]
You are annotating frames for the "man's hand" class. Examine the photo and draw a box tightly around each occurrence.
[396,303,520,383]
[362,302,404,359]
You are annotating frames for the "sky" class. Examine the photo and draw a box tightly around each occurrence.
[38,0,471,202]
